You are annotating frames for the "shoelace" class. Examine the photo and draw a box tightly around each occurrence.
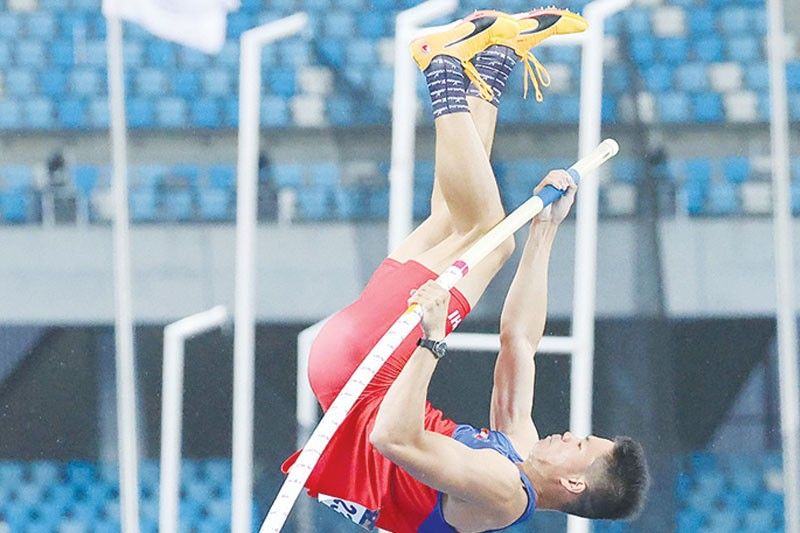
[462,60,494,101]
[521,50,551,102]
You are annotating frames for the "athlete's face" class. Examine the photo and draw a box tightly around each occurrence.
[527,432,615,494]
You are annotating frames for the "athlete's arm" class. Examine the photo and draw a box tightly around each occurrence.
[371,281,527,515]
[492,171,576,452]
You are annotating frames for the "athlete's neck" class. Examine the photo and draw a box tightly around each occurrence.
[519,461,561,511]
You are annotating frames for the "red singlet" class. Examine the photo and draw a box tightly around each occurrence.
[282,258,471,532]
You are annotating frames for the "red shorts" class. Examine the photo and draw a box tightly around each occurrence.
[282,258,471,532]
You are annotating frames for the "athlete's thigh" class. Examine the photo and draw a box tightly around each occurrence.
[411,230,507,309]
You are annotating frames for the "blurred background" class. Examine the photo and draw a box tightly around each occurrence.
[0,0,799,531]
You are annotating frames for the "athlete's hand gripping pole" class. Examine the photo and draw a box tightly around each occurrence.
[260,139,620,533]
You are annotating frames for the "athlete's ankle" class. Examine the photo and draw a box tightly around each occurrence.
[466,45,520,107]
[424,55,470,118]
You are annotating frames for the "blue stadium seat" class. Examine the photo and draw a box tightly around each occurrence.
[58,99,88,129]
[786,62,800,91]
[179,47,210,69]
[357,12,387,39]
[658,92,690,122]
[692,92,723,123]
[0,99,22,129]
[146,40,177,68]
[688,8,716,34]
[675,63,708,92]
[67,462,95,487]
[261,95,289,127]
[630,37,656,65]
[5,69,36,97]
[209,165,236,190]
[191,98,222,128]
[659,38,689,64]
[498,97,524,125]
[722,157,749,184]
[130,188,157,222]
[202,69,232,96]
[604,65,630,95]
[309,163,339,186]
[323,11,355,39]
[685,158,713,185]
[30,461,62,485]
[163,189,194,221]
[72,166,100,197]
[643,64,673,92]
[556,95,580,123]
[136,68,168,96]
[280,40,311,68]
[677,509,705,533]
[215,41,239,69]
[602,96,618,123]
[223,97,239,128]
[173,70,200,99]
[40,69,67,98]
[0,13,20,40]
[156,98,188,128]
[624,9,650,35]
[0,191,33,223]
[744,62,770,91]
[24,98,55,129]
[720,7,766,35]
[51,40,75,68]
[82,39,108,68]
[69,68,101,97]
[327,96,354,126]
[127,97,155,128]
[123,41,144,67]
[0,41,10,67]
[1,165,34,190]
[727,36,761,63]
[318,39,345,68]
[347,39,377,68]
[15,40,46,68]
[15,482,44,506]
[693,36,724,62]
[708,510,741,532]
[267,68,296,97]
[273,164,304,189]
[297,186,334,221]
[707,182,739,215]
[226,11,253,38]
[59,12,88,39]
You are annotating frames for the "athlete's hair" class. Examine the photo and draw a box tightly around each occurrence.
[562,436,650,520]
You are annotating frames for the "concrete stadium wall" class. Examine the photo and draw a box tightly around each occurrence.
[0,219,798,324]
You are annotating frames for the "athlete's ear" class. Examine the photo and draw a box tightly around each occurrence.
[560,476,586,495]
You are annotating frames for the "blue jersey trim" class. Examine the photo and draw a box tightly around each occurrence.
[418,424,536,532]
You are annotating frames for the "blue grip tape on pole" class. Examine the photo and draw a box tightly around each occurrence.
[536,168,582,208]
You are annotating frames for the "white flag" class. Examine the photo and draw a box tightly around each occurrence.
[103,0,239,54]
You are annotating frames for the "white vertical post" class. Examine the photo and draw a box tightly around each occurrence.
[766,0,800,531]
[232,13,309,533]
[105,14,140,533]
[571,2,630,533]
[159,306,229,533]
[387,0,459,254]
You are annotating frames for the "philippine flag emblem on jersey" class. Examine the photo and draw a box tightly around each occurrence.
[475,428,489,440]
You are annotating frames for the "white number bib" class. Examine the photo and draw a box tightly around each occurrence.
[318,492,380,531]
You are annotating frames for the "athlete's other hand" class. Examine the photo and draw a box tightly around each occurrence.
[534,170,577,224]
[408,280,450,340]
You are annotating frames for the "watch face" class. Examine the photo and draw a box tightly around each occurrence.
[434,342,446,358]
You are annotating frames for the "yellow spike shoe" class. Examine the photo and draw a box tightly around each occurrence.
[410,10,521,101]
[505,8,589,101]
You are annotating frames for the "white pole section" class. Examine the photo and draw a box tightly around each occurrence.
[387,0,459,254]
[159,306,230,533]
[766,0,800,531]
[570,3,629,533]
[232,13,308,533]
[262,141,618,533]
[105,15,140,533]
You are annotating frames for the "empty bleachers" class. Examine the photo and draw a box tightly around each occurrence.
[0,0,797,130]
[2,155,798,224]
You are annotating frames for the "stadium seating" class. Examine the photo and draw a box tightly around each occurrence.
[2,153,800,224]
[0,0,795,130]
[0,459,261,531]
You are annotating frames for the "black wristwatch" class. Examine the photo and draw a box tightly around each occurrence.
[417,337,447,360]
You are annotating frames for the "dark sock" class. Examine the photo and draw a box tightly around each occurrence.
[424,55,469,118]
[466,45,519,107]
